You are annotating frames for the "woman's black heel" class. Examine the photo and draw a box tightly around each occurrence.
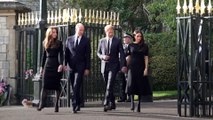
[37,88,46,111]
[130,95,135,111]
[54,90,60,112]
[54,105,59,112]
[137,95,141,112]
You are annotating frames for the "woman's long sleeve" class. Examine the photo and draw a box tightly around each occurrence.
[41,48,46,68]
[59,41,63,65]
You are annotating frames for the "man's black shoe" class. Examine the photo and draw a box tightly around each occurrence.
[76,106,80,111]
[110,102,116,110]
[72,106,77,113]
[103,105,111,112]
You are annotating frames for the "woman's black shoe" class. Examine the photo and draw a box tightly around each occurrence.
[136,106,141,112]
[37,106,44,111]
[54,105,59,112]
[130,104,135,111]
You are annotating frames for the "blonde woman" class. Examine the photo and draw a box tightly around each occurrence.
[37,26,63,112]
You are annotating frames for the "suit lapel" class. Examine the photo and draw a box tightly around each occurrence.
[71,36,75,48]
[78,36,83,46]
[103,38,107,54]
[68,36,75,52]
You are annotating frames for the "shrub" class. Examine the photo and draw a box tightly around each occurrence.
[150,55,177,90]
[145,32,177,90]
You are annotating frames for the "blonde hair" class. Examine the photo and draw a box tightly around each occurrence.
[104,24,114,32]
[43,26,58,49]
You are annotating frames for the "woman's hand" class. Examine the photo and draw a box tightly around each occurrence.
[84,69,90,76]
[39,67,43,76]
[57,65,63,72]
[126,55,131,66]
[144,68,148,76]
[63,66,68,71]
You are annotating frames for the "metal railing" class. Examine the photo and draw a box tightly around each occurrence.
[176,0,213,117]
[14,7,122,107]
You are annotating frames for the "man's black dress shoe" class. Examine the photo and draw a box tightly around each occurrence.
[72,106,77,113]
[103,105,111,112]
[110,102,116,110]
[76,106,80,111]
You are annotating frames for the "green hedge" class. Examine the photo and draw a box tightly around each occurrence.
[145,32,177,91]
[150,55,177,90]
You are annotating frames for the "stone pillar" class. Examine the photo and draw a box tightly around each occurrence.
[0,12,15,87]
[0,1,30,101]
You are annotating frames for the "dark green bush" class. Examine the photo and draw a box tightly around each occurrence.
[150,55,177,90]
[145,32,177,90]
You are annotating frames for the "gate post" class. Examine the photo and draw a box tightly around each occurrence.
[32,0,47,103]
[176,0,213,117]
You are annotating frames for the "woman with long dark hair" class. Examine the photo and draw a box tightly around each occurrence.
[37,26,63,112]
[126,30,149,112]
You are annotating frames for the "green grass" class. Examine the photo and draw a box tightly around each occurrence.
[133,90,177,100]
[153,90,177,99]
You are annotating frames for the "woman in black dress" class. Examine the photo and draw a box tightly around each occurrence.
[126,30,149,112]
[37,26,63,112]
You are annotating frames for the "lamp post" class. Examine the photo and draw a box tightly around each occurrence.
[32,0,47,104]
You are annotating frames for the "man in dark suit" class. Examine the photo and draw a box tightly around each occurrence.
[65,23,91,113]
[97,25,127,112]
[117,33,132,102]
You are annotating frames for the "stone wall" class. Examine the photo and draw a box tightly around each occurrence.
[0,12,16,91]
[0,16,9,78]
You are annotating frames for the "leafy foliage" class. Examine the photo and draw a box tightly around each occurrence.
[68,0,150,31]
[150,55,176,90]
[146,0,176,33]
[145,32,177,90]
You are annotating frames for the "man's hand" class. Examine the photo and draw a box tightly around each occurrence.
[84,69,90,76]
[121,67,127,73]
[57,65,63,72]
[102,55,110,61]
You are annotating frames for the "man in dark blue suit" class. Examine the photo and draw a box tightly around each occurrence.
[118,33,132,102]
[97,25,127,112]
[65,23,91,113]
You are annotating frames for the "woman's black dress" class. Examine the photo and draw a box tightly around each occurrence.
[41,41,63,90]
[126,42,150,95]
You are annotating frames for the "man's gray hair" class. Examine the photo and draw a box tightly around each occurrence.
[104,24,114,32]
[75,23,84,30]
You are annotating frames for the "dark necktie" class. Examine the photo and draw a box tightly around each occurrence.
[107,40,110,55]
[75,37,79,48]
[124,44,128,54]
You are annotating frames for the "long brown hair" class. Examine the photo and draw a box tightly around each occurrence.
[43,26,59,49]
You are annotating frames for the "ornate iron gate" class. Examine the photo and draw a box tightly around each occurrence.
[15,8,122,106]
[15,28,39,101]
[176,0,213,117]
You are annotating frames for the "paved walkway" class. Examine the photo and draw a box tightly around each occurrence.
[0,100,210,120]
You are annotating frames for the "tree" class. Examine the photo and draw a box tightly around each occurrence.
[146,0,176,33]
[68,0,150,32]
[145,0,177,90]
